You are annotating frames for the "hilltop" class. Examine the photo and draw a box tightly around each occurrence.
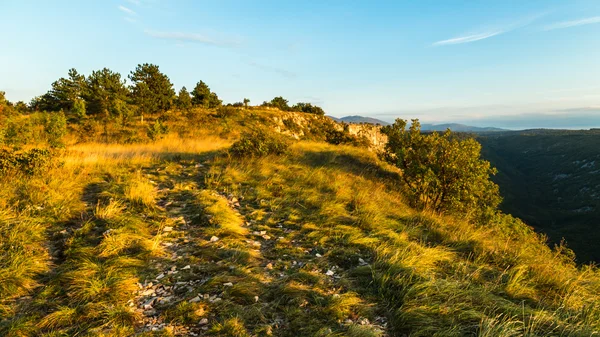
[1,63,600,336]
[0,104,599,336]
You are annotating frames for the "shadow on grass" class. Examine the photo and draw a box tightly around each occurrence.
[296,149,401,184]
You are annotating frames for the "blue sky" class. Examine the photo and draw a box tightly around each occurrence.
[1,0,600,128]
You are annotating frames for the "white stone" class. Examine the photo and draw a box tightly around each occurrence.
[210,236,219,242]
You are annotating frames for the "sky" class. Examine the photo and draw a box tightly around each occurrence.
[1,0,600,129]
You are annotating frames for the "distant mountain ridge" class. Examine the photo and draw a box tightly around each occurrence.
[327,115,390,125]
[421,123,506,132]
[328,115,506,132]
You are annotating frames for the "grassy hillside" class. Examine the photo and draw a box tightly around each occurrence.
[1,109,600,336]
[478,130,600,263]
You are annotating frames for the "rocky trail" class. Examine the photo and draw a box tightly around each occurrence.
[130,157,389,336]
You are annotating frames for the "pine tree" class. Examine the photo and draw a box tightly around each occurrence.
[191,81,221,108]
[176,86,192,111]
[83,68,129,119]
[129,63,175,118]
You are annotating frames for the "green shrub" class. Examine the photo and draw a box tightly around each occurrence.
[3,118,34,147]
[326,128,370,147]
[44,111,67,148]
[0,148,53,176]
[147,120,169,141]
[230,128,290,157]
[216,106,240,118]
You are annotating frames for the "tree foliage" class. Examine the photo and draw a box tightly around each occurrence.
[292,102,325,115]
[83,68,129,118]
[129,63,175,115]
[176,86,192,111]
[191,81,221,108]
[380,118,500,215]
[50,68,86,111]
[263,96,289,111]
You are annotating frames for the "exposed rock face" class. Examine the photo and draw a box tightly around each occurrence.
[272,112,387,150]
[345,123,387,150]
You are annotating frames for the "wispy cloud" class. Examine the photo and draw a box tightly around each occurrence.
[118,5,137,16]
[433,12,546,46]
[145,30,240,48]
[248,61,296,78]
[433,31,504,46]
[542,16,600,31]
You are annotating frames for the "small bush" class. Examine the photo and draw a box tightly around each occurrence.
[326,128,370,147]
[230,128,290,157]
[0,148,53,176]
[216,106,239,118]
[147,120,169,141]
[44,111,67,148]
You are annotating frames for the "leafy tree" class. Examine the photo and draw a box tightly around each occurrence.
[176,86,192,111]
[83,68,129,119]
[243,98,250,108]
[191,81,221,108]
[129,63,175,117]
[292,102,325,115]
[380,118,500,215]
[268,96,290,111]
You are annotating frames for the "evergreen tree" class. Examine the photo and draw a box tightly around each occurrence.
[45,68,86,111]
[176,86,192,111]
[129,63,175,117]
[191,81,221,108]
[83,68,129,120]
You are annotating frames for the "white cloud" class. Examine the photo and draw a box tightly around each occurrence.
[118,5,137,16]
[433,12,546,46]
[433,31,504,46]
[145,30,240,48]
[543,16,600,31]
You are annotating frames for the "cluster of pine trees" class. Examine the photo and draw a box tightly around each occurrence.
[25,64,221,121]
[2,63,325,123]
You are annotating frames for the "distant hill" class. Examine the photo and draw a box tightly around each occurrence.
[327,116,505,132]
[422,123,506,132]
[327,115,390,125]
